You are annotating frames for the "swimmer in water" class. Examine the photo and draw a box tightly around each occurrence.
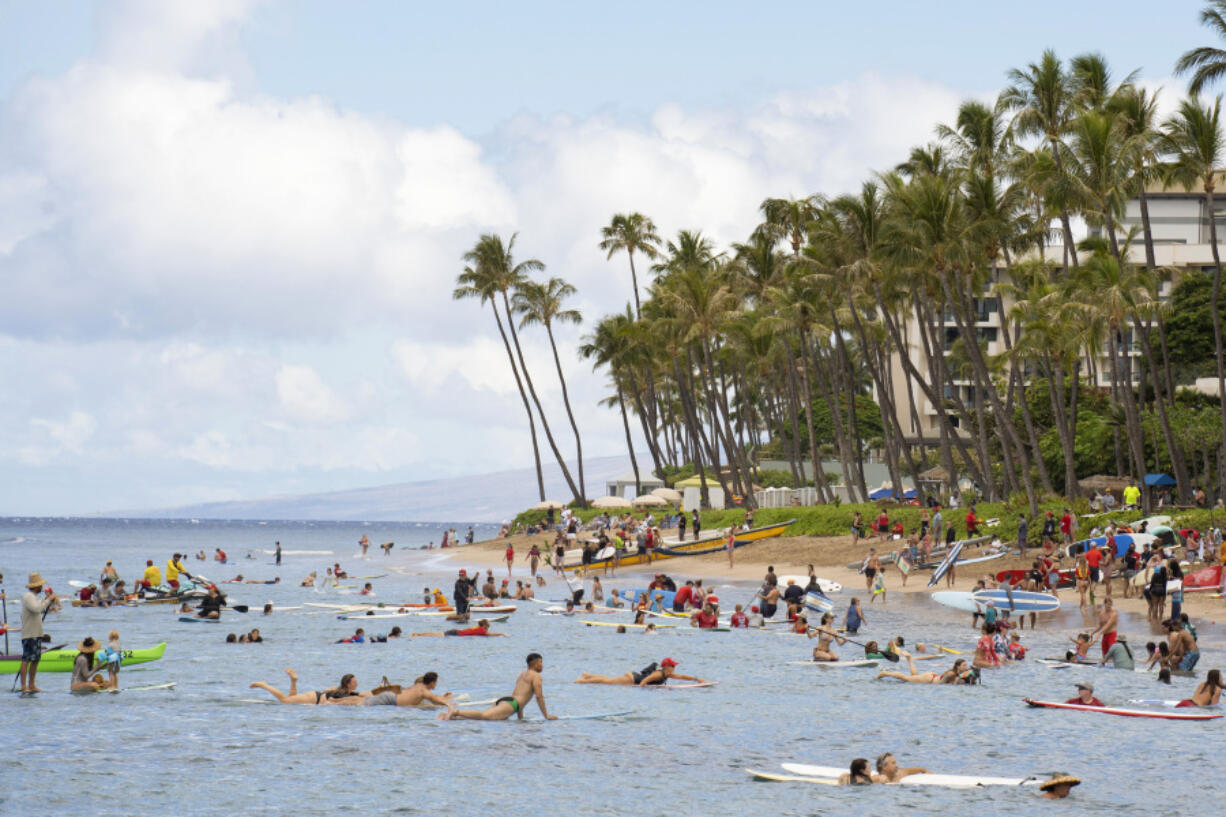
[876,653,977,685]
[248,668,365,704]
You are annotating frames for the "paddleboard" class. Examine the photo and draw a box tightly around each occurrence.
[649,681,718,689]
[971,589,1060,613]
[338,612,417,620]
[927,541,963,586]
[1022,698,1221,720]
[353,574,387,580]
[596,546,615,560]
[1128,699,1187,707]
[954,550,1008,566]
[786,660,878,668]
[745,769,839,785]
[178,616,220,623]
[779,764,1040,787]
[621,588,677,609]
[1065,532,1154,559]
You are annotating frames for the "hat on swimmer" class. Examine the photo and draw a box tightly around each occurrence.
[76,636,101,654]
[661,657,678,667]
[459,569,467,575]
[751,605,759,612]
[1075,682,1094,692]
[1039,774,1081,792]
[26,572,46,589]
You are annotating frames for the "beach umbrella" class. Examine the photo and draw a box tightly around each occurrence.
[532,500,566,511]
[591,495,632,509]
[632,494,667,507]
[651,487,682,502]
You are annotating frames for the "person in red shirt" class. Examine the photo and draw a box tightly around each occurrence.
[505,544,514,577]
[875,511,890,542]
[729,604,749,627]
[1060,510,1073,544]
[892,521,904,537]
[672,581,694,613]
[1065,682,1104,707]
[411,619,508,637]
[691,603,719,629]
[965,506,979,538]
[1084,544,1104,593]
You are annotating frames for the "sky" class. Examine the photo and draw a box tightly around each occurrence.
[0,0,1210,515]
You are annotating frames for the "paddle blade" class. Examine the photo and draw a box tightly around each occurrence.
[231,605,249,613]
[884,651,900,662]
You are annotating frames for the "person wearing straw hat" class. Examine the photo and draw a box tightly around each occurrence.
[1039,774,1080,799]
[19,573,60,694]
[69,636,110,692]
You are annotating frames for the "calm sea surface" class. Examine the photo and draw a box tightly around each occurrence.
[1,517,1223,817]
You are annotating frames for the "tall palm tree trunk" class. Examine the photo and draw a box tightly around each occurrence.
[615,381,641,497]
[1206,187,1226,505]
[491,304,545,500]
[499,290,581,502]
[544,323,586,504]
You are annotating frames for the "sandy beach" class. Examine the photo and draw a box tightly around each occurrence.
[456,529,1226,624]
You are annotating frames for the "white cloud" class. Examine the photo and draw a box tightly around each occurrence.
[0,1,983,513]
[275,364,350,424]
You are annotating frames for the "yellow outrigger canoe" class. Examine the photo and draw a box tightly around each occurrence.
[563,519,794,572]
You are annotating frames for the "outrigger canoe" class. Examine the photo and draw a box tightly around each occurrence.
[0,642,167,674]
[563,520,794,572]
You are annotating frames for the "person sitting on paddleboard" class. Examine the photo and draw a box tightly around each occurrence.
[197,585,225,619]
[1065,682,1104,707]
[809,613,845,661]
[574,656,707,686]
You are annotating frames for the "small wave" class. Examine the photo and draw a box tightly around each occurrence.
[1,536,26,544]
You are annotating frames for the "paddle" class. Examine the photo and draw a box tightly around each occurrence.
[805,627,900,662]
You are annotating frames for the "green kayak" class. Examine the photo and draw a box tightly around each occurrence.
[0,641,167,674]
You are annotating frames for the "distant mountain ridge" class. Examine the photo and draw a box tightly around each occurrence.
[120,455,636,522]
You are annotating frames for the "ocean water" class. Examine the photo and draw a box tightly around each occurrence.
[1,517,1223,817]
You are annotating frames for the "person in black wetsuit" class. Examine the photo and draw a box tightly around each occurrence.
[453,569,471,621]
[197,585,225,619]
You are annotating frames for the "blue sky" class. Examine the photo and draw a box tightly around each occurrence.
[0,0,1212,515]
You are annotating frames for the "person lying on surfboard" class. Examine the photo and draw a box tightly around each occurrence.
[248,668,365,704]
[573,656,707,686]
[837,758,881,785]
[410,619,507,638]
[875,753,929,783]
[876,653,977,684]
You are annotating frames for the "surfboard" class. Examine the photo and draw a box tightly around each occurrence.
[1065,532,1154,559]
[596,546,615,560]
[552,710,635,720]
[745,769,839,785]
[931,590,978,612]
[338,612,417,620]
[580,620,674,629]
[786,660,878,668]
[648,681,718,689]
[178,616,220,623]
[927,541,963,587]
[778,575,843,594]
[779,763,1040,787]
[971,589,1060,613]
[803,591,834,614]
[111,682,177,693]
[1022,698,1221,720]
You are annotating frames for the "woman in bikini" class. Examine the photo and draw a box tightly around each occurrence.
[877,654,973,684]
[809,613,846,661]
[249,668,365,704]
[1176,669,1223,707]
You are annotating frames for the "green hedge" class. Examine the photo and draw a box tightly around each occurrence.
[509,500,1220,540]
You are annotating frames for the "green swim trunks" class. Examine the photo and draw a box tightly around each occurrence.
[496,696,520,713]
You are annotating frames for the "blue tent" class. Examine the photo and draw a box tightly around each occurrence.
[903,488,918,499]
[1144,473,1176,487]
[868,488,895,500]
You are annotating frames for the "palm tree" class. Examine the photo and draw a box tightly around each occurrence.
[453,262,545,501]
[599,213,661,319]
[1176,1,1226,94]
[580,311,643,496]
[513,277,587,505]
[759,196,822,257]
[1004,50,1081,270]
[1162,96,1226,502]
[463,233,583,503]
